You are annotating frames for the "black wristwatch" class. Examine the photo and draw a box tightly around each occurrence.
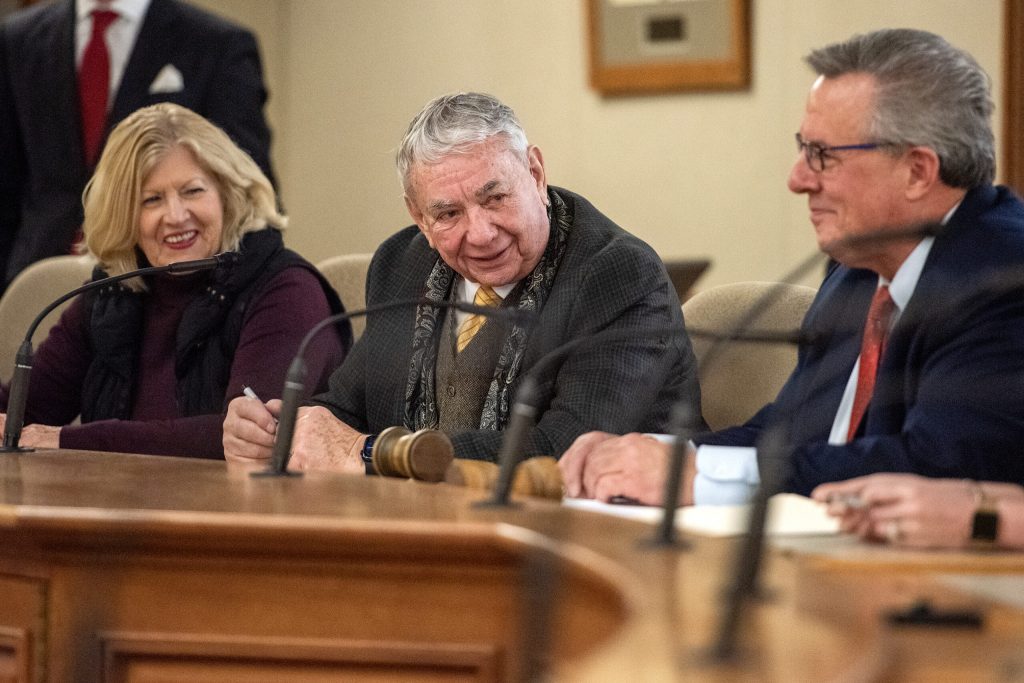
[361,433,377,476]
[969,481,1000,547]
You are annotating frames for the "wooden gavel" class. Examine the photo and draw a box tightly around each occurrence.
[370,426,454,482]
[371,426,563,500]
[445,456,563,501]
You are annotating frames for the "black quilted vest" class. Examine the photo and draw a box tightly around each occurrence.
[79,228,349,422]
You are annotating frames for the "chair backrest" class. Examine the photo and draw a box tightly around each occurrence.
[0,255,96,382]
[316,253,372,340]
[683,281,817,431]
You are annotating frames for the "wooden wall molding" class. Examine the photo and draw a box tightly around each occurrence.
[101,632,500,682]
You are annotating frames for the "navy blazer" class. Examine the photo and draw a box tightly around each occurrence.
[699,185,1024,494]
[0,0,275,286]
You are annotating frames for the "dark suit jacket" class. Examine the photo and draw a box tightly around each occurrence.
[699,185,1024,494]
[0,0,274,286]
[312,187,703,461]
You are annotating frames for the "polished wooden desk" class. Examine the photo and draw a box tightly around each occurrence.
[0,450,1022,682]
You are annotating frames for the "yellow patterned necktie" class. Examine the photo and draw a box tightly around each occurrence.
[457,286,503,353]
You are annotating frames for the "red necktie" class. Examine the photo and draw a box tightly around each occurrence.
[847,285,896,440]
[79,9,118,166]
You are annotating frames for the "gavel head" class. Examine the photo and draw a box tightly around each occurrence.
[371,426,454,482]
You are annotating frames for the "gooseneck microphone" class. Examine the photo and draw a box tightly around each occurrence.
[1,255,226,453]
[479,320,707,508]
[253,298,534,477]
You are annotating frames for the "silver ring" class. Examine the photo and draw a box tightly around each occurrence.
[884,519,903,544]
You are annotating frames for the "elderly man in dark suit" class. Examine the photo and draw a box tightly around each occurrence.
[0,0,274,288]
[561,29,1024,506]
[223,92,701,471]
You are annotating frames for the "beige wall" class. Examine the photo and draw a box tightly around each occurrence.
[194,0,1004,290]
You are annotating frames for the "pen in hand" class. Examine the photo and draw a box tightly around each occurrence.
[242,385,263,403]
[824,492,868,511]
[242,385,278,424]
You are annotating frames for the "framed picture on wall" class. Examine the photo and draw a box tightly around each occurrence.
[0,0,37,19]
[586,0,750,96]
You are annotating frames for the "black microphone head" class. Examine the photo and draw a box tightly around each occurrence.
[215,251,242,267]
[165,254,231,273]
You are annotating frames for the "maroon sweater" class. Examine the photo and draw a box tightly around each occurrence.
[1,267,344,458]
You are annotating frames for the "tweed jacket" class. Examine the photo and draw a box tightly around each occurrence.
[0,0,274,287]
[698,185,1024,494]
[312,186,702,461]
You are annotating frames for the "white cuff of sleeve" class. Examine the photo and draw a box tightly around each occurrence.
[693,445,760,505]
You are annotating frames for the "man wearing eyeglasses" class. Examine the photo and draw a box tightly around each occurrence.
[560,28,1024,506]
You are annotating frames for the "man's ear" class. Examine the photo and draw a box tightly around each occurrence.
[904,146,942,200]
[405,194,434,248]
[527,145,548,202]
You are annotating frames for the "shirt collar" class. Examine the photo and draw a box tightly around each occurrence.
[879,200,962,310]
[77,0,150,22]
[459,278,516,304]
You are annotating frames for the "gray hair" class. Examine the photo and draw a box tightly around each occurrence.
[396,92,529,195]
[806,28,994,188]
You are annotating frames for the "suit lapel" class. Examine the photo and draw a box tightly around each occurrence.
[787,270,875,443]
[29,1,86,172]
[108,0,177,124]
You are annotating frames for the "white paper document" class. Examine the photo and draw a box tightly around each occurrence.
[562,493,840,537]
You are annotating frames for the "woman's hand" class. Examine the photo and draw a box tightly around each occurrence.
[19,423,61,449]
[813,473,977,548]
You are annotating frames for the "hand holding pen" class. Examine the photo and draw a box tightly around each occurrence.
[813,473,980,547]
[222,386,281,464]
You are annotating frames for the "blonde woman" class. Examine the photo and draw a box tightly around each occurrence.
[0,103,350,457]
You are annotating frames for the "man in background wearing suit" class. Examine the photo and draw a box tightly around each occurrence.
[223,92,701,471]
[0,0,275,288]
[560,29,1024,505]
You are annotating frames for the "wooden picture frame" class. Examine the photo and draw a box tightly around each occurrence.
[1004,0,1024,194]
[586,0,750,96]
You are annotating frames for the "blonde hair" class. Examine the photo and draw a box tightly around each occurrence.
[82,103,285,290]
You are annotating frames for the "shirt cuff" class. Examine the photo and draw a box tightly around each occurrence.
[693,445,760,505]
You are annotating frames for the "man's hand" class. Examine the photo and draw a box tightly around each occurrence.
[223,395,279,464]
[558,431,616,497]
[559,431,697,506]
[288,405,365,473]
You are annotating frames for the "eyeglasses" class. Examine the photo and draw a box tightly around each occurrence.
[795,133,895,173]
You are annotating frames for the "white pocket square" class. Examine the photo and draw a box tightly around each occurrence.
[148,64,184,94]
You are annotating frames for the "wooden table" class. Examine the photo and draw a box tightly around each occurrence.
[0,449,1021,681]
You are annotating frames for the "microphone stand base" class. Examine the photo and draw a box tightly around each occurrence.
[639,535,692,552]
[473,498,522,509]
[685,642,751,668]
[0,446,34,453]
[719,583,776,604]
[249,468,304,479]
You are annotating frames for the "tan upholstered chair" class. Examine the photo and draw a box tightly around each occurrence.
[0,255,96,382]
[683,281,818,431]
[316,253,372,340]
